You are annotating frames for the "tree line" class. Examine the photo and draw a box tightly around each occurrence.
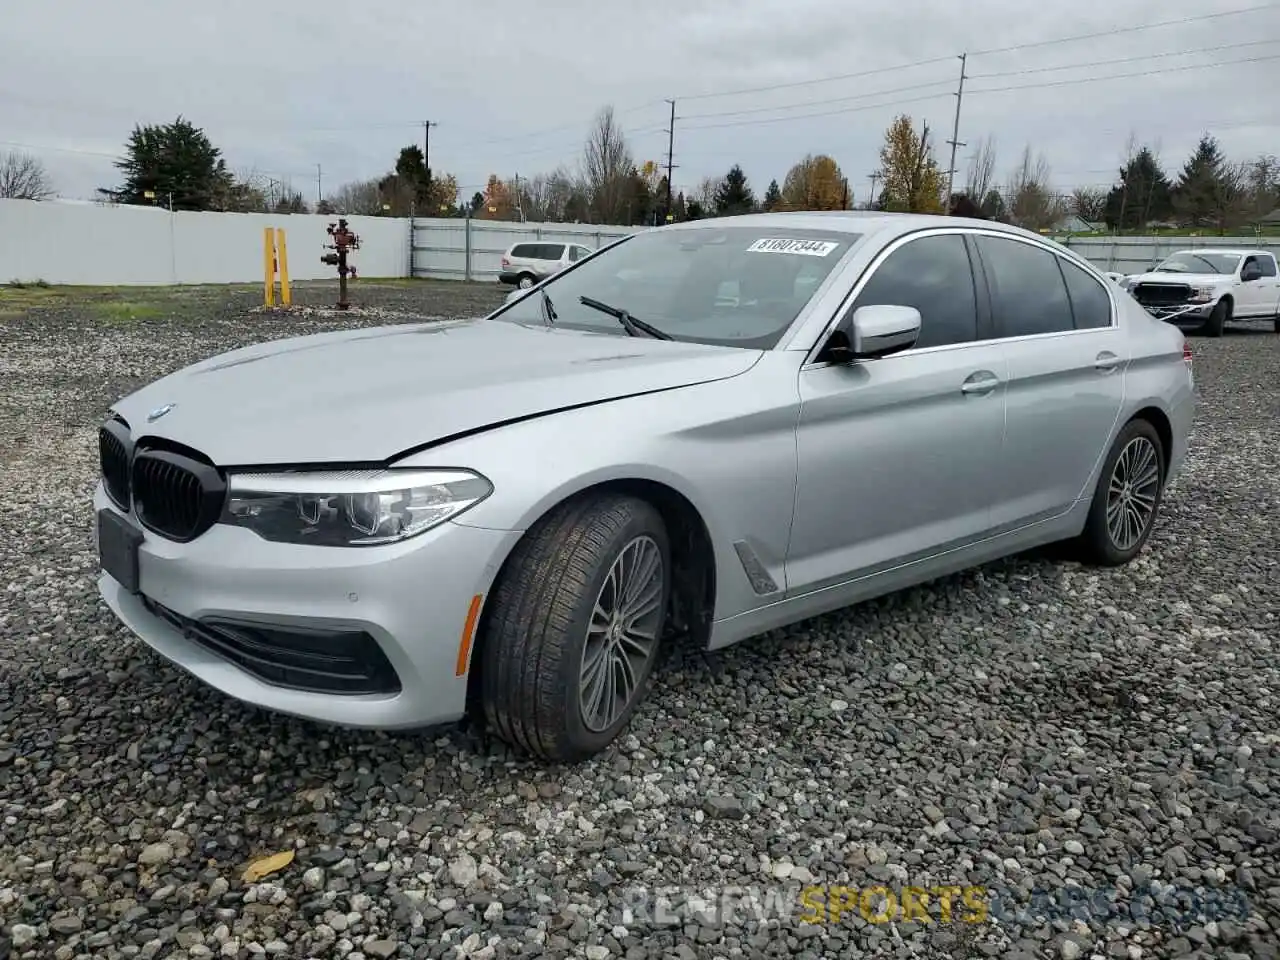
[4,111,1276,237]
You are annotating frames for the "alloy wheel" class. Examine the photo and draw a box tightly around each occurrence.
[578,535,664,733]
[1106,436,1161,551]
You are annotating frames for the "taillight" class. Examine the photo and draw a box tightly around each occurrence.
[1182,340,1193,367]
[501,256,510,268]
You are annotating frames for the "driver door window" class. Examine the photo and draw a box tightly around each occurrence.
[848,233,985,349]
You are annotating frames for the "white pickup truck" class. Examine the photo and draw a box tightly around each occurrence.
[1115,248,1280,337]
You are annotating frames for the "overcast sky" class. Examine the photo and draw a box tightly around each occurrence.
[3,0,1277,207]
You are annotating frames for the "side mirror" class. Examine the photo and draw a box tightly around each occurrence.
[850,304,922,359]
[821,304,922,363]
[1241,263,1262,282]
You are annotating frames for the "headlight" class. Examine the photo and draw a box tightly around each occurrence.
[1188,286,1214,303]
[220,468,493,546]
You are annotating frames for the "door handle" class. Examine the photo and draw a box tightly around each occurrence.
[1094,351,1122,372]
[961,370,1000,395]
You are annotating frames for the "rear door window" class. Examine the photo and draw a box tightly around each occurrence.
[976,235,1075,338]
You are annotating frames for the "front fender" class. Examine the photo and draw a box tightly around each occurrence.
[395,360,803,623]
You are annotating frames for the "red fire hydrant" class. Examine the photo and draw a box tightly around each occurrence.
[321,218,361,310]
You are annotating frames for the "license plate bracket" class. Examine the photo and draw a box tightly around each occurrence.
[98,509,143,594]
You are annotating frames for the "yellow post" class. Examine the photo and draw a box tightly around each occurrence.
[263,227,276,307]
[276,228,291,305]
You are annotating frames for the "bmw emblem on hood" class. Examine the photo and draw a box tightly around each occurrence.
[146,403,176,422]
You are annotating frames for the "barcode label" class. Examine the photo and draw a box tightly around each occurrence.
[746,238,840,257]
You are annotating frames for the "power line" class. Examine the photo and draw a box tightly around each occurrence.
[668,3,1276,105]
[675,55,956,102]
[968,37,1280,79]
[680,92,950,132]
[969,52,1280,95]
[678,77,955,122]
[967,2,1280,56]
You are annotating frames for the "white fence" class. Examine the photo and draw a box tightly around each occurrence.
[0,198,409,286]
[1057,234,1280,276]
[3,196,1277,286]
[409,217,641,282]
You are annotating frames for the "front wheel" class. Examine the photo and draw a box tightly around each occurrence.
[477,494,670,762]
[1201,299,1228,337]
[1074,418,1166,566]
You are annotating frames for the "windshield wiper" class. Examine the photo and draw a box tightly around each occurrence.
[539,287,557,327]
[578,295,673,340]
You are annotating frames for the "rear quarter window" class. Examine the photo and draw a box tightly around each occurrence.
[1059,257,1113,329]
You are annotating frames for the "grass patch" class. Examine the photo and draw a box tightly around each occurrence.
[94,301,165,323]
[0,285,71,308]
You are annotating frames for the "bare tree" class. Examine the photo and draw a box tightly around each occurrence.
[326,178,383,216]
[1005,144,1066,232]
[1242,154,1280,221]
[963,135,997,205]
[581,105,633,224]
[1069,186,1107,223]
[694,176,719,210]
[0,150,54,199]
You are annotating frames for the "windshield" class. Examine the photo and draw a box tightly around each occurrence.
[1153,251,1240,275]
[491,225,862,349]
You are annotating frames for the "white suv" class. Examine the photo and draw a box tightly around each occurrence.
[499,241,594,289]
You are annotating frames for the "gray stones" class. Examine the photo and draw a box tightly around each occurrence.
[1,285,1277,959]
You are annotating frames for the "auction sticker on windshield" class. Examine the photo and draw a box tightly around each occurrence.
[747,238,840,257]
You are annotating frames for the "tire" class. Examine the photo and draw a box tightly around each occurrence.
[478,494,671,762]
[1201,299,1228,337]
[1075,418,1166,567]
[1273,313,1279,334]
[517,274,535,289]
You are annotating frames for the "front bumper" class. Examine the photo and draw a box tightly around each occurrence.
[93,483,521,729]
[1139,302,1213,325]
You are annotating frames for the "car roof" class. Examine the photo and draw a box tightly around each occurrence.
[1166,248,1265,256]
[658,210,1055,244]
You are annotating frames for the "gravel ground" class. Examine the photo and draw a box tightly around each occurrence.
[1,280,1277,960]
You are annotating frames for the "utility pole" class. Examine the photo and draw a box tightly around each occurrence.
[422,120,439,178]
[315,164,322,207]
[867,172,880,209]
[663,99,677,223]
[944,53,968,214]
[513,172,525,222]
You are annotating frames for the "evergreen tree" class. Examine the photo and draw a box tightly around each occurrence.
[626,166,653,224]
[713,164,756,216]
[949,193,983,218]
[1172,134,1244,232]
[762,178,782,211]
[394,145,432,204]
[102,116,234,210]
[980,189,1007,221]
[1103,147,1173,230]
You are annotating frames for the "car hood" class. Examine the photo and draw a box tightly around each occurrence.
[1125,271,1231,286]
[111,317,762,465]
